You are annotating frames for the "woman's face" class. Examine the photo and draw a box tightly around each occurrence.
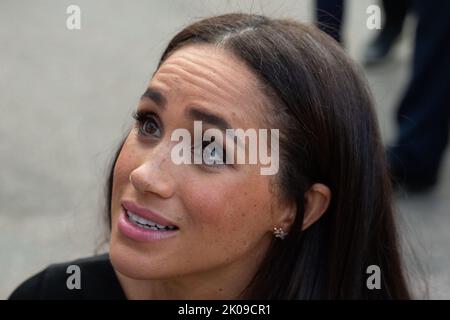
[109,44,289,282]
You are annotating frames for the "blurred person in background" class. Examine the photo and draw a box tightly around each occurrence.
[316,0,344,43]
[363,0,411,65]
[316,0,411,60]
[317,0,450,193]
[387,0,450,192]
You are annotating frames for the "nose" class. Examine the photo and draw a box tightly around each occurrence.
[129,144,175,198]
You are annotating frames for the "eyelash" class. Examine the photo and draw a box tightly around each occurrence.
[132,110,162,138]
[131,110,229,168]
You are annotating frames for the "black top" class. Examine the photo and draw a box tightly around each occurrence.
[8,254,127,300]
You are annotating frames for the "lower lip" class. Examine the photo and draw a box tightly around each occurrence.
[117,208,179,242]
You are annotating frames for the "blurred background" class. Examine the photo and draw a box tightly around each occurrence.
[1,0,449,299]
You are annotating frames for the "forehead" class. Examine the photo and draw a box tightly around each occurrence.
[150,44,269,128]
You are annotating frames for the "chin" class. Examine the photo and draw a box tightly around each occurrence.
[109,236,173,280]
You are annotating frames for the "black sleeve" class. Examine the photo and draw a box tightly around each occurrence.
[9,264,81,300]
[8,254,126,300]
[8,268,47,300]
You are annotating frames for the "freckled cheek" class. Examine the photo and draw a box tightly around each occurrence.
[111,137,140,215]
[182,180,272,239]
[114,146,135,183]
[114,146,131,182]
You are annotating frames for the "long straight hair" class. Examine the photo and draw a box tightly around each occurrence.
[105,13,410,299]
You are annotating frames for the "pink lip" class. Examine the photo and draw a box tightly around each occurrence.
[121,200,178,228]
[117,207,179,242]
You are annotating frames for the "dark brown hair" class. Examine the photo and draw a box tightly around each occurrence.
[105,13,410,299]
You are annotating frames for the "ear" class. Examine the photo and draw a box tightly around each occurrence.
[302,183,331,231]
[272,198,297,234]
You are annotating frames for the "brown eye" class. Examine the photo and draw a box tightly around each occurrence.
[141,118,161,137]
[132,111,162,138]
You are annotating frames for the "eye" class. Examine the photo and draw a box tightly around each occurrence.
[192,139,227,167]
[132,111,162,138]
[203,141,225,165]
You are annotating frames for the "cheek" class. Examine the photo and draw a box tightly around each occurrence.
[111,135,138,214]
[114,143,133,185]
[183,173,274,246]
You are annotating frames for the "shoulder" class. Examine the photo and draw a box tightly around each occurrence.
[8,253,125,300]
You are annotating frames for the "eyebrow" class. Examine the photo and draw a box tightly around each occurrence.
[140,87,167,109]
[186,107,243,149]
[186,107,232,132]
[140,87,241,146]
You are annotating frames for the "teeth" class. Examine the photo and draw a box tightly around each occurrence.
[127,211,158,226]
[126,210,176,231]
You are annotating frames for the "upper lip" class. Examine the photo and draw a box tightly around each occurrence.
[121,200,179,228]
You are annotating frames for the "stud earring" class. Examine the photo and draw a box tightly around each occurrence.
[273,227,287,240]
